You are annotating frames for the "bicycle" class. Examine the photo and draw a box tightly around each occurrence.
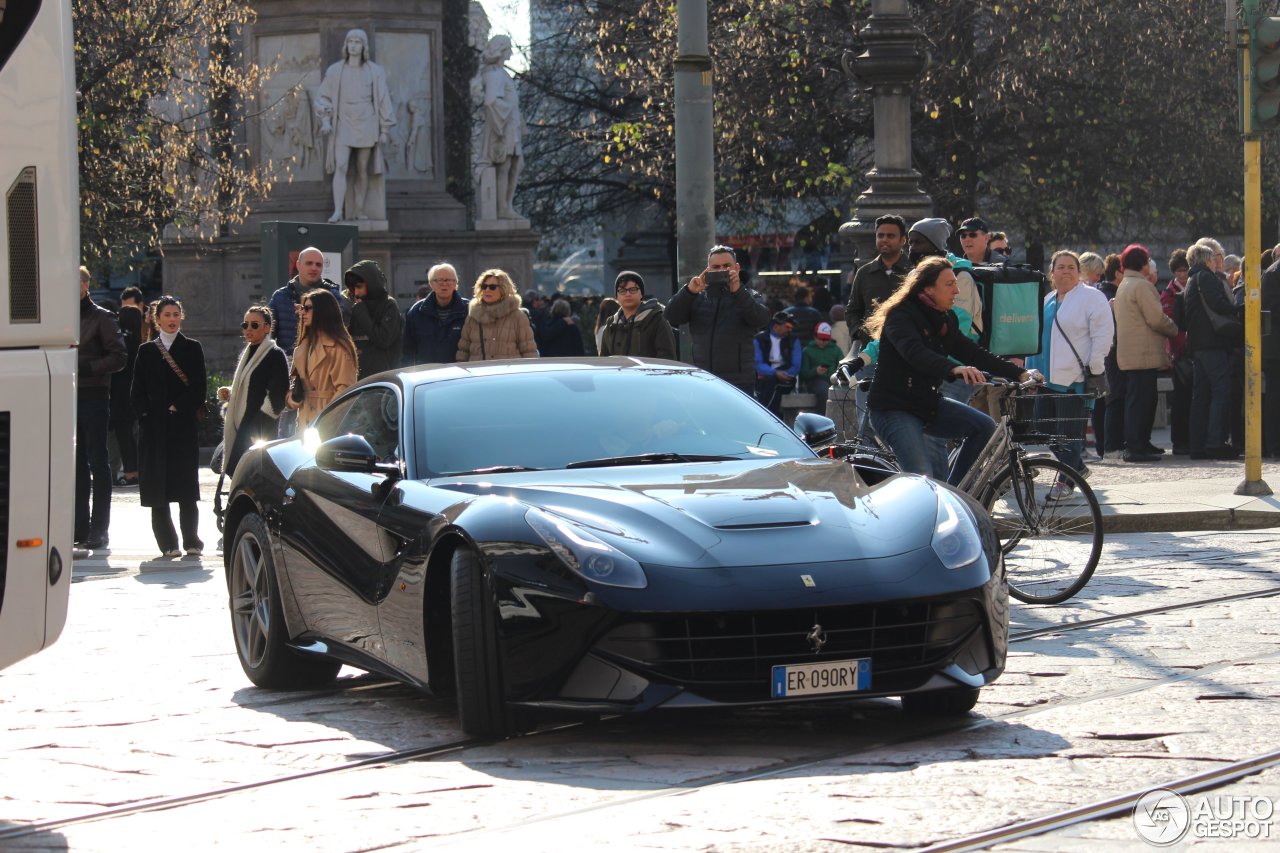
[827,378,1103,604]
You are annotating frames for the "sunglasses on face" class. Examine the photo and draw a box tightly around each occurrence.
[959,231,980,238]
[616,286,642,294]
[241,321,264,330]
[300,304,313,313]
[479,283,501,291]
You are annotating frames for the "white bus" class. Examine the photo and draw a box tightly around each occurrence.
[0,0,79,668]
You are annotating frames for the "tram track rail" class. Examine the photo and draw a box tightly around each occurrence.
[917,747,1280,853]
[4,584,1279,843]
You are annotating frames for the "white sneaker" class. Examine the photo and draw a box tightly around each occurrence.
[185,547,203,557]
[161,549,181,558]
[1102,451,1124,461]
[1046,481,1075,501]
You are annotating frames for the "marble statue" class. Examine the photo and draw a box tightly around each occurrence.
[478,35,524,220]
[315,29,396,222]
[405,97,432,175]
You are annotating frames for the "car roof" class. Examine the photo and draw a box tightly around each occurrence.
[356,357,698,393]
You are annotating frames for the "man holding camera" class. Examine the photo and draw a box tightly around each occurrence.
[664,244,771,393]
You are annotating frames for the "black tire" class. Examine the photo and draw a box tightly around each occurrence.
[228,513,341,689]
[901,687,980,716]
[983,458,1103,605]
[450,547,521,738]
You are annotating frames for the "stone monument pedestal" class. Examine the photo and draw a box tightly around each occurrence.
[160,2,539,374]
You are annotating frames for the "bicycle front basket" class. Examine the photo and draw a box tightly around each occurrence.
[1002,391,1090,443]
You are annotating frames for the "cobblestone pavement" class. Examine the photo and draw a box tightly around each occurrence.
[1,479,1279,850]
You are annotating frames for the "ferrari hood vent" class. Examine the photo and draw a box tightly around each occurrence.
[713,520,814,530]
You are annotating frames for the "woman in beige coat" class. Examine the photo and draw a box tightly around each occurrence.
[455,269,538,361]
[287,288,358,431]
[1112,244,1178,462]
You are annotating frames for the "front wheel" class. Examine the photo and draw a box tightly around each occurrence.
[450,547,524,738]
[228,513,341,688]
[983,458,1103,604]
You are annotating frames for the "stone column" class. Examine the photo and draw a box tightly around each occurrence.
[838,0,933,266]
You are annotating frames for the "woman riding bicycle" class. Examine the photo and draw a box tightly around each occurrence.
[865,256,1036,485]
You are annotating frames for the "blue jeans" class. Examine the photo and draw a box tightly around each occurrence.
[75,397,112,541]
[870,399,997,486]
[1189,349,1232,452]
[1037,391,1086,472]
[927,379,981,474]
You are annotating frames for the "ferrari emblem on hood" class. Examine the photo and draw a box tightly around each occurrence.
[807,624,827,654]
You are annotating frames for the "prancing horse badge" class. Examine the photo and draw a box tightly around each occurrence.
[800,574,816,588]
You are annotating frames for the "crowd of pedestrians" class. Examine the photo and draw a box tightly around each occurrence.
[75,222,1279,557]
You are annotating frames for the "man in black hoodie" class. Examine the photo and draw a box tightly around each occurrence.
[76,266,127,551]
[345,259,403,378]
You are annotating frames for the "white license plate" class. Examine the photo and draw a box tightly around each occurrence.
[771,657,871,698]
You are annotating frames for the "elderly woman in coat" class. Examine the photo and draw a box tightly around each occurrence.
[287,288,358,431]
[1113,243,1179,462]
[218,305,289,475]
[130,295,206,558]
[456,269,538,361]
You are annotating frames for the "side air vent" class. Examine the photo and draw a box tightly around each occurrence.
[7,167,40,323]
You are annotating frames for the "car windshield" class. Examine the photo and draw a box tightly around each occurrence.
[413,368,813,476]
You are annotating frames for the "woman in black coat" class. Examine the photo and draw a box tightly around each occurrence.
[218,305,288,476]
[130,295,207,558]
[865,256,1033,485]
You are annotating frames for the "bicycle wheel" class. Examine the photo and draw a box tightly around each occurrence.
[983,457,1102,604]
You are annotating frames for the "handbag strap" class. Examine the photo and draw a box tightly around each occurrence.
[155,337,191,386]
[1051,294,1090,378]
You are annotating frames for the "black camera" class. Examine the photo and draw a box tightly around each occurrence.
[705,270,729,295]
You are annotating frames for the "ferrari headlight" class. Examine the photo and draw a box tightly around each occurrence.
[931,490,983,570]
[525,507,648,589]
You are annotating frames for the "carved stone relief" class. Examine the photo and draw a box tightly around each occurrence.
[257,33,324,182]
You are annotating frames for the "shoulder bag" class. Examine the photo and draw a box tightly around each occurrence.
[1195,279,1243,340]
[155,338,209,421]
[1052,299,1107,397]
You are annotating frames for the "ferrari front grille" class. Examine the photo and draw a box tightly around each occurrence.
[595,598,984,697]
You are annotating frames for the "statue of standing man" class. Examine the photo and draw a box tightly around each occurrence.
[316,29,396,223]
[479,35,524,220]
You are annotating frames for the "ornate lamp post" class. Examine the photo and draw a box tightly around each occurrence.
[838,0,933,267]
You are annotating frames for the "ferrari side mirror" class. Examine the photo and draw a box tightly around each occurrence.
[317,434,380,474]
[793,412,838,450]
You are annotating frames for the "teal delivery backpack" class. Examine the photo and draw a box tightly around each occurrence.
[968,263,1050,356]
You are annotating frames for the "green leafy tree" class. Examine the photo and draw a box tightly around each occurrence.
[525,0,1267,254]
[73,0,274,267]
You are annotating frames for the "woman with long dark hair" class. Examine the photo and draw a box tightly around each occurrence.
[131,295,206,557]
[218,305,289,475]
[287,288,358,431]
[865,256,1034,485]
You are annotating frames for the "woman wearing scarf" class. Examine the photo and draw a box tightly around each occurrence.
[865,256,1034,485]
[131,295,207,558]
[218,305,289,476]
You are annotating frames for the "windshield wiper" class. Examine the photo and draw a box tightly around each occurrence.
[441,465,544,476]
[566,452,737,469]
